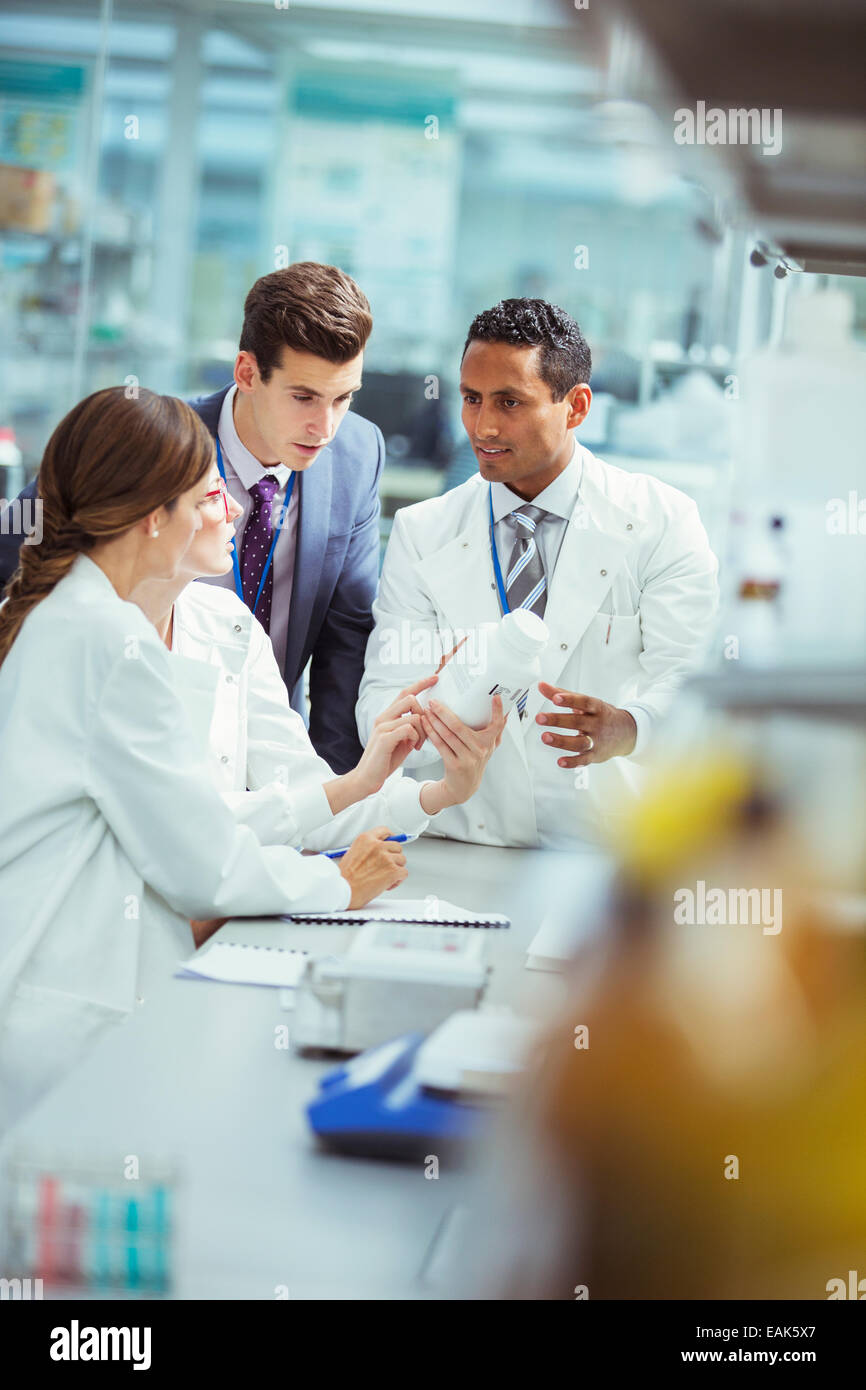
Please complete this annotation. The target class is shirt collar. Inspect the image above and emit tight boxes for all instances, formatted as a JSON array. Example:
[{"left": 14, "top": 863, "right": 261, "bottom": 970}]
[
  {"left": 217, "top": 384, "right": 291, "bottom": 492},
  {"left": 490, "top": 434, "right": 581, "bottom": 525}
]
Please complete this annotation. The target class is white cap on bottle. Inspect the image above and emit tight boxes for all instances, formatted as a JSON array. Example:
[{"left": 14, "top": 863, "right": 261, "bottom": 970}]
[{"left": 500, "top": 608, "right": 549, "bottom": 655}]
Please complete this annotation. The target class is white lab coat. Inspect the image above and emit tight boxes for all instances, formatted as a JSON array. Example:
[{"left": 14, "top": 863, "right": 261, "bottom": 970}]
[
  {"left": 170, "top": 580, "right": 435, "bottom": 849},
  {"left": 0, "top": 555, "right": 349, "bottom": 1131},
  {"left": 357, "top": 443, "right": 719, "bottom": 848}
]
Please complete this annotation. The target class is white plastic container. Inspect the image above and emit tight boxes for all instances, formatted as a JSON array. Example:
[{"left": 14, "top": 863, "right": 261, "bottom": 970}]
[{"left": 418, "top": 609, "right": 550, "bottom": 730}]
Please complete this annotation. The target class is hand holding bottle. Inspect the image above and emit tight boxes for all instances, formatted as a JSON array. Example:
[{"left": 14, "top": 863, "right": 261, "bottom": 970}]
[{"left": 418, "top": 696, "right": 507, "bottom": 812}]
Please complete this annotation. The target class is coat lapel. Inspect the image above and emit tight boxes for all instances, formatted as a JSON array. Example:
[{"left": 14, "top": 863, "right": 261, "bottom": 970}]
[
  {"left": 413, "top": 488, "right": 502, "bottom": 635},
  {"left": 285, "top": 449, "right": 333, "bottom": 687},
  {"left": 521, "top": 449, "right": 644, "bottom": 725}
]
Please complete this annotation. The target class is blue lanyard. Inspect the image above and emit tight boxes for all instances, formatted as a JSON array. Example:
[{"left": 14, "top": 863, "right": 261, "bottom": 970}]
[
  {"left": 216, "top": 436, "right": 295, "bottom": 619},
  {"left": 488, "top": 485, "right": 510, "bottom": 614}
]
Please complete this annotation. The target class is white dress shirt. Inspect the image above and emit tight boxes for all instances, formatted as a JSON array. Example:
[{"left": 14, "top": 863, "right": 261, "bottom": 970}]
[
  {"left": 199, "top": 384, "right": 299, "bottom": 675},
  {"left": 490, "top": 436, "right": 581, "bottom": 583}
]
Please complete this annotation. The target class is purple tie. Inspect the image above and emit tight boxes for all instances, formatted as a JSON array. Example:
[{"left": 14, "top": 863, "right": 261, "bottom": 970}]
[{"left": 240, "top": 474, "right": 280, "bottom": 632}]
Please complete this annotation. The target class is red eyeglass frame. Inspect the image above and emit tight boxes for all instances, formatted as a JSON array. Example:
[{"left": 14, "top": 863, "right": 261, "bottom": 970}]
[{"left": 204, "top": 476, "right": 230, "bottom": 521}]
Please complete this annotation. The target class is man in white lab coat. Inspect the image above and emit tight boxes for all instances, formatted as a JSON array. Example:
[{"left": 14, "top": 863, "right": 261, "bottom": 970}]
[{"left": 356, "top": 299, "right": 719, "bottom": 848}]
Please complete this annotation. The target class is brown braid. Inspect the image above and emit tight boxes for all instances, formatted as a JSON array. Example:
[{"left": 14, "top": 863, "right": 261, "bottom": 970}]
[{"left": 0, "top": 387, "right": 213, "bottom": 668}]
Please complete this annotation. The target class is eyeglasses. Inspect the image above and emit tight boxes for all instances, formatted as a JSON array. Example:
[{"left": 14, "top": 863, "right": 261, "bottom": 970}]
[{"left": 203, "top": 476, "right": 230, "bottom": 521}]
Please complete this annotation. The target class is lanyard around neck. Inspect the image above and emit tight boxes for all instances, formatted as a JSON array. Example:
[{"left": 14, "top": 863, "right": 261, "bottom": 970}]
[
  {"left": 488, "top": 485, "right": 511, "bottom": 615},
  {"left": 216, "top": 435, "right": 295, "bottom": 619}
]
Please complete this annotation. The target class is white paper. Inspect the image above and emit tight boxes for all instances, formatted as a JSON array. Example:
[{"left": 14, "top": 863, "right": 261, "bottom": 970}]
[{"left": 176, "top": 942, "right": 308, "bottom": 987}]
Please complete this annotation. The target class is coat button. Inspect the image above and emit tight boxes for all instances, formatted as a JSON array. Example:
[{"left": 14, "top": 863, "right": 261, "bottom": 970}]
[
  {"left": 477, "top": 823, "right": 485, "bottom": 830},
  {"left": 233, "top": 623, "right": 242, "bottom": 633},
  {"left": 600, "top": 569, "right": 607, "bottom": 576},
  {"left": 560, "top": 642, "right": 568, "bottom": 650},
  {"left": 226, "top": 674, "right": 234, "bottom": 684},
  {"left": 136, "top": 996, "right": 144, "bottom": 1006},
  {"left": 462, "top": 542, "right": 469, "bottom": 548},
  {"left": 220, "top": 755, "right": 229, "bottom": 764},
  {"left": 626, "top": 523, "right": 633, "bottom": 531}
]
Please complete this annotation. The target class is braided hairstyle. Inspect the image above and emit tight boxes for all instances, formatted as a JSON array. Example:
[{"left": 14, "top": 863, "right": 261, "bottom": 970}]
[
  {"left": 0, "top": 387, "right": 214, "bottom": 669},
  {"left": 462, "top": 298, "right": 592, "bottom": 402}
]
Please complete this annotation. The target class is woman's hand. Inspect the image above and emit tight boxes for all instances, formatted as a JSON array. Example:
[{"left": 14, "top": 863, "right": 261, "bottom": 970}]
[
  {"left": 338, "top": 826, "right": 409, "bottom": 907},
  {"left": 418, "top": 696, "right": 507, "bottom": 814},
  {"left": 374, "top": 673, "right": 439, "bottom": 727},
  {"left": 352, "top": 712, "right": 424, "bottom": 795},
  {"left": 352, "top": 675, "right": 440, "bottom": 797}
]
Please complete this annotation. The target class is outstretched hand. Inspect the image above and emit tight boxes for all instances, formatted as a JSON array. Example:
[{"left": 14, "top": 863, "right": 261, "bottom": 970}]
[{"left": 535, "top": 682, "right": 637, "bottom": 768}]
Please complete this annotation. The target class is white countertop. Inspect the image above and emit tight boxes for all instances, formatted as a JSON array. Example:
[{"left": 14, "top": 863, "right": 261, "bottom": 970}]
[{"left": 0, "top": 837, "right": 580, "bottom": 1299}]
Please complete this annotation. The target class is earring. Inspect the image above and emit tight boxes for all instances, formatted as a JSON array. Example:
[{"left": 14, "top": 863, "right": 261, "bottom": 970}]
[{"left": 152, "top": 530, "right": 159, "bottom": 538}]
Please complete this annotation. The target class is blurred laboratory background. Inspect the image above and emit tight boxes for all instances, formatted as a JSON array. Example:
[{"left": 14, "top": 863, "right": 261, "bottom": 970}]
[{"left": 2, "top": 0, "right": 862, "bottom": 562}]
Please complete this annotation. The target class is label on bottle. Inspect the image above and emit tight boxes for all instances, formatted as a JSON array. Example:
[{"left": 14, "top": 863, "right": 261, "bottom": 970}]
[{"left": 489, "top": 682, "right": 527, "bottom": 710}]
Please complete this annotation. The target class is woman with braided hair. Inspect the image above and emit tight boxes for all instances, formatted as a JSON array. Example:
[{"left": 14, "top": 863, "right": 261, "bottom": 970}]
[{"left": 0, "top": 387, "right": 407, "bottom": 1131}]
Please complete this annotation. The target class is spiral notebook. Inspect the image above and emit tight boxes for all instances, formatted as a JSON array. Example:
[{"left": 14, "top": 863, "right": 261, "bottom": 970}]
[
  {"left": 282, "top": 896, "right": 510, "bottom": 929},
  {"left": 176, "top": 941, "right": 309, "bottom": 987}
]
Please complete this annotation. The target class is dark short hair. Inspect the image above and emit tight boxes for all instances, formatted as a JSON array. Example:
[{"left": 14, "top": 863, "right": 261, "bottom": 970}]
[
  {"left": 239, "top": 262, "right": 373, "bottom": 381},
  {"left": 462, "top": 298, "right": 592, "bottom": 402}
]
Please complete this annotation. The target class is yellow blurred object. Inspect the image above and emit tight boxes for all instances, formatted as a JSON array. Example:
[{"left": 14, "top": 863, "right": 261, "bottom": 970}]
[{"left": 611, "top": 748, "right": 754, "bottom": 887}]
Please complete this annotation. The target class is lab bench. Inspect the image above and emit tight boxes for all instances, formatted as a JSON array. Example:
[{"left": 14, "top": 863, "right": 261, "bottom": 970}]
[{"left": 0, "top": 837, "right": 568, "bottom": 1299}]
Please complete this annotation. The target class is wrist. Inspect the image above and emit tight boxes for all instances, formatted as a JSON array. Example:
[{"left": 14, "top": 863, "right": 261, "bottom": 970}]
[
  {"left": 337, "top": 861, "right": 360, "bottom": 909},
  {"left": 419, "top": 779, "right": 457, "bottom": 816},
  {"left": 617, "top": 708, "right": 638, "bottom": 756},
  {"left": 324, "top": 770, "right": 366, "bottom": 817}
]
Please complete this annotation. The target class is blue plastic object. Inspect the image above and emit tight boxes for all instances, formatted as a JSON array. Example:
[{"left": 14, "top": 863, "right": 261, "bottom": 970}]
[{"left": 306, "top": 1033, "right": 485, "bottom": 1160}]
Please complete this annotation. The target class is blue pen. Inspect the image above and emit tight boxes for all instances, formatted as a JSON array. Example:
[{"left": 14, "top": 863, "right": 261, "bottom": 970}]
[{"left": 324, "top": 834, "right": 410, "bottom": 860}]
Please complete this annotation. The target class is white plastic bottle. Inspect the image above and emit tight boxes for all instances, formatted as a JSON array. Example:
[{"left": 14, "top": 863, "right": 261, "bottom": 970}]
[{"left": 419, "top": 609, "right": 550, "bottom": 730}]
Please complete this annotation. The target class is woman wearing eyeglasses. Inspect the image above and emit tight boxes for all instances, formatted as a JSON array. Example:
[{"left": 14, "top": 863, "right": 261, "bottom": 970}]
[
  {"left": 0, "top": 388, "right": 410, "bottom": 1130},
  {"left": 131, "top": 465, "right": 506, "bottom": 852}
]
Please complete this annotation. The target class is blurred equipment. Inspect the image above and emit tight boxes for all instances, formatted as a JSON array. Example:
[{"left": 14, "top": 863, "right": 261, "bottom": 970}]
[
  {"left": 354, "top": 370, "right": 454, "bottom": 468},
  {"left": 307, "top": 1010, "right": 536, "bottom": 1160},
  {"left": 734, "top": 288, "right": 866, "bottom": 669},
  {"left": 482, "top": 746, "right": 866, "bottom": 1299},
  {"left": 609, "top": 368, "right": 731, "bottom": 459},
  {"left": 582, "top": 0, "right": 866, "bottom": 275},
  {"left": 2, "top": 1155, "right": 176, "bottom": 1296},
  {"left": 292, "top": 922, "right": 489, "bottom": 1055},
  {"left": 0, "top": 165, "right": 55, "bottom": 233},
  {"left": 525, "top": 854, "right": 614, "bottom": 972}
]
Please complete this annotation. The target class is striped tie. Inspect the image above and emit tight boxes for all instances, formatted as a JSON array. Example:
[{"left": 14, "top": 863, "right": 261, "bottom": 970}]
[{"left": 504, "top": 504, "right": 548, "bottom": 715}]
